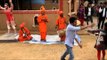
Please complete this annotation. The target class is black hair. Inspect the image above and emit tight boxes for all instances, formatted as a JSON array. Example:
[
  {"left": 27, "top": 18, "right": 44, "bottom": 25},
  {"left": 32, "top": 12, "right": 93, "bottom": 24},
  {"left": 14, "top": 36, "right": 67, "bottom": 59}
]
[
  {"left": 69, "top": 17, "right": 77, "bottom": 23},
  {"left": 100, "top": 2, "right": 103, "bottom": 4},
  {"left": 5, "top": 3, "right": 9, "bottom": 5}
]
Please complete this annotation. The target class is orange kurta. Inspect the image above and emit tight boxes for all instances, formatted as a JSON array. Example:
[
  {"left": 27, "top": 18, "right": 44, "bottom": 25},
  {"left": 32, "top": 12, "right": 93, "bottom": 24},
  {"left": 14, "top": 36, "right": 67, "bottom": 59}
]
[
  {"left": 18, "top": 27, "right": 32, "bottom": 42},
  {"left": 56, "top": 16, "right": 66, "bottom": 30},
  {"left": 37, "top": 14, "right": 48, "bottom": 41},
  {"left": 56, "top": 16, "right": 66, "bottom": 41}
]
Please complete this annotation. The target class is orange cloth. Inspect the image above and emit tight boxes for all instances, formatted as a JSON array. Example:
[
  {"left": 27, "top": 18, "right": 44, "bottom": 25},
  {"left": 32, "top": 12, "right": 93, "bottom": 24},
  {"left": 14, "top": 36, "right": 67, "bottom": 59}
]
[
  {"left": 37, "top": 14, "right": 48, "bottom": 41},
  {"left": 56, "top": 16, "right": 66, "bottom": 30},
  {"left": 18, "top": 27, "right": 32, "bottom": 42},
  {"left": 20, "top": 22, "right": 25, "bottom": 28},
  {"left": 59, "top": 11, "right": 63, "bottom": 15},
  {"left": 56, "top": 13, "right": 66, "bottom": 41}
]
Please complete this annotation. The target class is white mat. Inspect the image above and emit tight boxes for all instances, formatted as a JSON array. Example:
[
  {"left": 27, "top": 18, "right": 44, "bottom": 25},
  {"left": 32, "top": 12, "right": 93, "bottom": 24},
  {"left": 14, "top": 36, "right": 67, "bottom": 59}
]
[
  {"left": 0, "top": 33, "right": 17, "bottom": 40},
  {"left": 15, "top": 34, "right": 79, "bottom": 45}
]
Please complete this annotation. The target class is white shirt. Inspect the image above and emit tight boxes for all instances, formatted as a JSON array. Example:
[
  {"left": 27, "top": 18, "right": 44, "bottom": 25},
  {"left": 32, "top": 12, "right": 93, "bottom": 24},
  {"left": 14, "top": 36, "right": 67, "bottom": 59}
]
[
  {"left": 75, "top": 34, "right": 81, "bottom": 43},
  {"left": 65, "top": 24, "right": 80, "bottom": 47},
  {"left": 103, "top": 8, "right": 106, "bottom": 17},
  {"left": 99, "top": 7, "right": 102, "bottom": 13},
  {"left": 88, "top": 7, "right": 91, "bottom": 16}
]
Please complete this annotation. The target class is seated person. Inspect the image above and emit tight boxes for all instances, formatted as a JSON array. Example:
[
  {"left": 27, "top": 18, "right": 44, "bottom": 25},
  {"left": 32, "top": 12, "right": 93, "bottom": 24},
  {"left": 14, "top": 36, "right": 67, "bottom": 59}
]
[{"left": 18, "top": 23, "right": 32, "bottom": 42}]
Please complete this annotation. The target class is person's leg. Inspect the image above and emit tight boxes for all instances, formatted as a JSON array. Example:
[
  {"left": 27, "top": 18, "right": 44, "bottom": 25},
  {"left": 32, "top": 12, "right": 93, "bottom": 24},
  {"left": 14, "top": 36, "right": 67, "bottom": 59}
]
[
  {"left": 40, "top": 32, "right": 43, "bottom": 41},
  {"left": 11, "top": 21, "right": 16, "bottom": 33},
  {"left": 41, "top": 32, "right": 46, "bottom": 42},
  {"left": 6, "top": 21, "right": 11, "bottom": 34},
  {"left": 101, "top": 18, "right": 105, "bottom": 29},
  {"left": 90, "top": 16, "right": 93, "bottom": 24},
  {"left": 18, "top": 37, "right": 25, "bottom": 42},
  {"left": 97, "top": 50, "right": 101, "bottom": 60},
  {"left": 68, "top": 47, "right": 74, "bottom": 60},
  {"left": 61, "top": 45, "right": 69, "bottom": 60},
  {"left": 79, "top": 19, "right": 84, "bottom": 26},
  {"left": 81, "top": 19, "right": 84, "bottom": 26},
  {"left": 26, "top": 35, "right": 32, "bottom": 41},
  {"left": 65, "top": 45, "right": 74, "bottom": 60},
  {"left": 102, "top": 50, "right": 105, "bottom": 60},
  {"left": 86, "top": 16, "right": 89, "bottom": 25},
  {"left": 98, "top": 18, "right": 102, "bottom": 29}
]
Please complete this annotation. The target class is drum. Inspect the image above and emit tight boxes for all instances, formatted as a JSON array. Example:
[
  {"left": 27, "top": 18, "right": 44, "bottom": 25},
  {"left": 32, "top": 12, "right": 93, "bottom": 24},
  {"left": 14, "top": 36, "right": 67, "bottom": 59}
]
[{"left": 57, "top": 29, "right": 66, "bottom": 37}]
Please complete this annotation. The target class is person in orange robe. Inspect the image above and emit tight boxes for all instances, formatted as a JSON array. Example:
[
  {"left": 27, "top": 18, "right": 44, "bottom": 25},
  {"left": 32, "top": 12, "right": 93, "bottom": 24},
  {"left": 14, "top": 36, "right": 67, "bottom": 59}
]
[
  {"left": 18, "top": 23, "right": 32, "bottom": 42},
  {"left": 56, "top": 11, "right": 66, "bottom": 42},
  {"left": 37, "top": 6, "right": 48, "bottom": 42}
]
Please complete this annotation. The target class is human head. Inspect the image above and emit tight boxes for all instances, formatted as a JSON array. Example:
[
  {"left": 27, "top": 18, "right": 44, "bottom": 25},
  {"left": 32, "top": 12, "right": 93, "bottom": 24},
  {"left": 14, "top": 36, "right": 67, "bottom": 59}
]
[
  {"left": 100, "top": 2, "right": 103, "bottom": 7},
  {"left": 4, "top": 3, "right": 9, "bottom": 9},
  {"left": 40, "top": 5, "right": 45, "bottom": 10},
  {"left": 59, "top": 11, "right": 63, "bottom": 17},
  {"left": 103, "top": 2, "right": 107, "bottom": 7},
  {"left": 41, "top": 10, "right": 45, "bottom": 15},
  {"left": 40, "top": 5, "right": 46, "bottom": 15},
  {"left": 20, "top": 22, "right": 25, "bottom": 29},
  {"left": 80, "top": 3, "right": 84, "bottom": 8},
  {"left": 69, "top": 17, "right": 77, "bottom": 26},
  {"left": 88, "top": 3, "right": 92, "bottom": 7}
]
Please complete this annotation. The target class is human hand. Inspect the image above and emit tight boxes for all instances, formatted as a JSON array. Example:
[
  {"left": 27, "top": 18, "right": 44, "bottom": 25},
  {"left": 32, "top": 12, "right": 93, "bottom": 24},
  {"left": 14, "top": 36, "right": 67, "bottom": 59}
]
[
  {"left": 79, "top": 42, "right": 82, "bottom": 48},
  {"left": 79, "top": 44, "right": 82, "bottom": 48},
  {"left": 42, "top": 18, "right": 47, "bottom": 22}
]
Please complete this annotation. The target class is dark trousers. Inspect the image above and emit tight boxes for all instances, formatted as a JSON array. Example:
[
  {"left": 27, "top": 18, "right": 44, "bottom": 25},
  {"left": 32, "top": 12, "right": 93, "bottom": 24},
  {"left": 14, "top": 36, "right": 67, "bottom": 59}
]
[
  {"left": 86, "top": 16, "right": 93, "bottom": 25},
  {"left": 98, "top": 17, "right": 105, "bottom": 29}
]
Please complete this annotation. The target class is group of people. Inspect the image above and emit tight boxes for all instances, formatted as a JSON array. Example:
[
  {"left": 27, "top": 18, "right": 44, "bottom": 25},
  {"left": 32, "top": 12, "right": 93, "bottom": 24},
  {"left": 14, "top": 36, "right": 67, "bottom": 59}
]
[
  {"left": 77, "top": 2, "right": 107, "bottom": 29},
  {"left": 0, "top": 0, "right": 66, "bottom": 42},
  {"left": 0, "top": 0, "right": 107, "bottom": 60},
  {"left": 0, "top": 0, "right": 32, "bottom": 42}
]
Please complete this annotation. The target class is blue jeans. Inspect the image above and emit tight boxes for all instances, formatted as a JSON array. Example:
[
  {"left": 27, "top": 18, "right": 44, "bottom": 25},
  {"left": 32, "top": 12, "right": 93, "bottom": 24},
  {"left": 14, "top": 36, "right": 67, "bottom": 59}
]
[{"left": 61, "top": 44, "right": 74, "bottom": 60}]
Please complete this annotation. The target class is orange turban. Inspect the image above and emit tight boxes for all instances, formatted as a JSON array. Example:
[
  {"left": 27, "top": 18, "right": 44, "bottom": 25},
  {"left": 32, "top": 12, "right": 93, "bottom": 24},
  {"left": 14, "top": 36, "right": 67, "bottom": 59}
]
[
  {"left": 59, "top": 11, "right": 63, "bottom": 15},
  {"left": 20, "top": 22, "right": 25, "bottom": 28},
  {"left": 40, "top": 5, "right": 46, "bottom": 14},
  {"left": 40, "top": 5, "right": 45, "bottom": 11}
]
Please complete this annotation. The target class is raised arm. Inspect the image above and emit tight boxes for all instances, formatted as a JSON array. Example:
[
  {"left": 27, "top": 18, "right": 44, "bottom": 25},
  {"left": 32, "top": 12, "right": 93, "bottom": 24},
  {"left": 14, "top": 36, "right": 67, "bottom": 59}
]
[
  {"left": 9, "top": 0, "right": 13, "bottom": 10},
  {"left": 0, "top": 5, "right": 5, "bottom": 10}
]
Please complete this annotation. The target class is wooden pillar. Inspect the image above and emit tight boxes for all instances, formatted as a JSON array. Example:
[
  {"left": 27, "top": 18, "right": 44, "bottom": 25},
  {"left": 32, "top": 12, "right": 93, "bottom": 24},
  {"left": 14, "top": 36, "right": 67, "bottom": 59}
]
[
  {"left": 74, "top": 0, "right": 79, "bottom": 14},
  {"left": 68, "top": 0, "right": 71, "bottom": 16},
  {"left": 59, "top": 0, "right": 63, "bottom": 11}
]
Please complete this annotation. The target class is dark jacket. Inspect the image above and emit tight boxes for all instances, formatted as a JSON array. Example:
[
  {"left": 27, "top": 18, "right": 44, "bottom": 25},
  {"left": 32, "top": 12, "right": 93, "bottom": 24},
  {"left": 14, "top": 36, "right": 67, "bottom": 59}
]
[
  {"left": 98, "top": 7, "right": 107, "bottom": 18},
  {"left": 85, "top": 7, "right": 94, "bottom": 17}
]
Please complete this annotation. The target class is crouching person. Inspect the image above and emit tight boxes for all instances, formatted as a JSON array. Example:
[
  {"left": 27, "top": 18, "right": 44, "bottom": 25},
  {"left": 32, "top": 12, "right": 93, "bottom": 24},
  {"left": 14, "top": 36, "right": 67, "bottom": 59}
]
[{"left": 18, "top": 23, "right": 32, "bottom": 42}]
